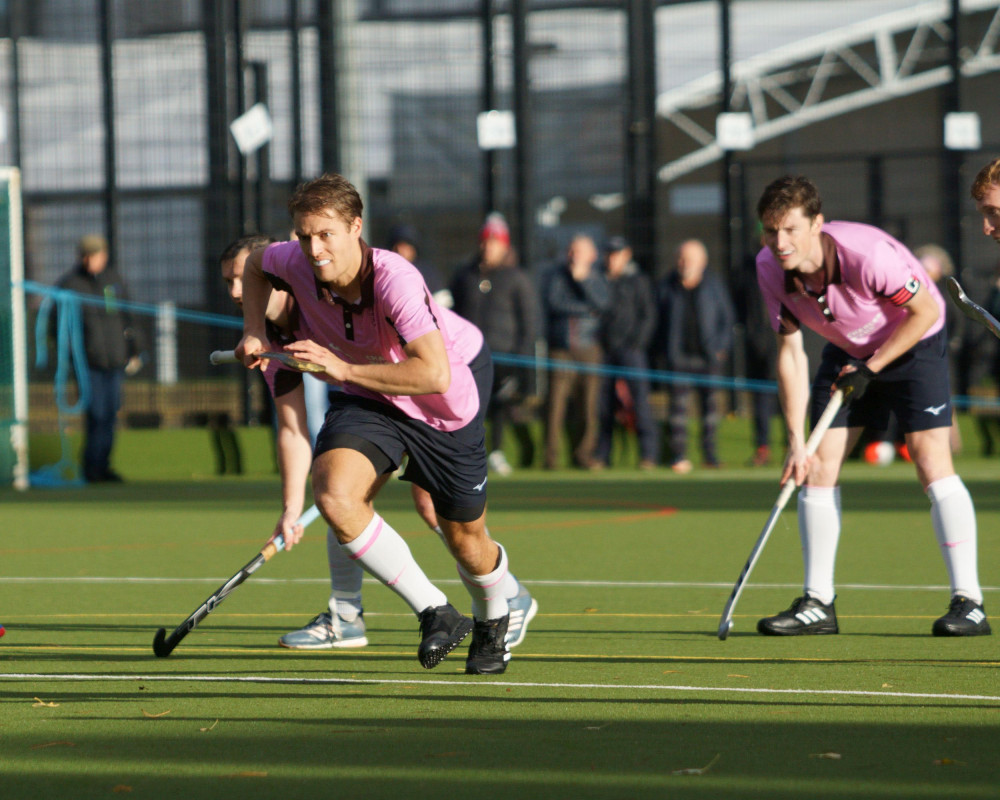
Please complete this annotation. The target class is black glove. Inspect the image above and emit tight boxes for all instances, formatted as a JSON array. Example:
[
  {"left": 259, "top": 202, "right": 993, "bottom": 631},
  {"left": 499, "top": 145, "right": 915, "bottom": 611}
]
[{"left": 833, "top": 360, "right": 876, "bottom": 404}]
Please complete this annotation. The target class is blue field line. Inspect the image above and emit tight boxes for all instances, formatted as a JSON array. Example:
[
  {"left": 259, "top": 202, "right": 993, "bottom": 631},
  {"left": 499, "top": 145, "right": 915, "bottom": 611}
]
[{"left": 20, "top": 280, "right": 1000, "bottom": 409}]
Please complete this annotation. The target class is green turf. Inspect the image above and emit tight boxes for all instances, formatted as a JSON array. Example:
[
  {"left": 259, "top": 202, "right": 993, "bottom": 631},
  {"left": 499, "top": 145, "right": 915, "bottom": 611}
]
[{"left": 2, "top": 417, "right": 999, "bottom": 799}]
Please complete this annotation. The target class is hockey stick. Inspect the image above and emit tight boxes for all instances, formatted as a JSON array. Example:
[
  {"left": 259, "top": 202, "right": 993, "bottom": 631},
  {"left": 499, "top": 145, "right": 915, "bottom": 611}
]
[
  {"left": 717, "top": 389, "right": 844, "bottom": 640},
  {"left": 946, "top": 277, "right": 1000, "bottom": 340},
  {"left": 152, "top": 505, "right": 322, "bottom": 657},
  {"left": 209, "top": 348, "right": 326, "bottom": 373}
]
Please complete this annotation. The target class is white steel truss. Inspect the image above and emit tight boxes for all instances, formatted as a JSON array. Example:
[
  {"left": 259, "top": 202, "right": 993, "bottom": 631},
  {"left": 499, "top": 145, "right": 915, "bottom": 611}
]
[{"left": 656, "top": 0, "right": 1000, "bottom": 184}]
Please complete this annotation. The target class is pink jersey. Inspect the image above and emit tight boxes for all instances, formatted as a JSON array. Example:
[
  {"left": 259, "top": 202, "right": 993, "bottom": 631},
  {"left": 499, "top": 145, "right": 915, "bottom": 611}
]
[
  {"left": 262, "top": 239, "right": 485, "bottom": 431},
  {"left": 756, "top": 221, "right": 945, "bottom": 359}
]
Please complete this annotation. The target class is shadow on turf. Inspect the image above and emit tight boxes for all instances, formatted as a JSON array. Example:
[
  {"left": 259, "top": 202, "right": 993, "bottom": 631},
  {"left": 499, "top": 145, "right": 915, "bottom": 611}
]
[{"left": 15, "top": 474, "right": 1000, "bottom": 514}]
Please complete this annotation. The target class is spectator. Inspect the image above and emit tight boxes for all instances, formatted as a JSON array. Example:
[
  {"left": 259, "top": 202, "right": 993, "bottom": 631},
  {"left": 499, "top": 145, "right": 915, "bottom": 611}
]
[
  {"left": 450, "top": 213, "right": 537, "bottom": 475},
  {"left": 655, "top": 239, "right": 735, "bottom": 473},
  {"left": 387, "top": 223, "right": 453, "bottom": 309},
  {"left": 542, "top": 233, "right": 610, "bottom": 469},
  {"left": 57, "top": 235, "right": 143, "bottom": 483},
  {"left": 592, "top": 236, "right": 659, "bottom": 470}
]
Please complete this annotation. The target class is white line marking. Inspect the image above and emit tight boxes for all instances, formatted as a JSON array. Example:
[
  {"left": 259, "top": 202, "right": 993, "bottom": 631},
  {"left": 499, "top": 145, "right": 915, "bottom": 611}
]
[
  {"left": 1, "top": 673, "right": 998, "bottom": 702},
  {"left": 1, "top": 576, "right": 998, "bottom": 592}
]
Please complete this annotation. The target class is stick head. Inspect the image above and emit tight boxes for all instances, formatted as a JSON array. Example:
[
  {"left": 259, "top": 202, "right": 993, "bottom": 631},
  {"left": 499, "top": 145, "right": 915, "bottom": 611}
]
[
  {"left": 152, "top": 627, "right": 173, "bottom": 658},
  {"left": 946, "top": 276, "right": 967, "bottom": 305},
  {"left": 260, "top": 352, "right": 326, "bottom": 373},
  {"left": 717, "top": 619, "right": 733, "bottom": 641}
]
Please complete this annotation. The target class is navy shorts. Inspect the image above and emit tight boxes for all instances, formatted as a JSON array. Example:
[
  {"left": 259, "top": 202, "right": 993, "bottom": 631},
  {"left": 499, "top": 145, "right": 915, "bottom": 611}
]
[
  {"left": 314, "top": 344, "right": 493, "bottom": 523},
  {"left": 811, "top": 328, "right": 952, "bottom": 434}
]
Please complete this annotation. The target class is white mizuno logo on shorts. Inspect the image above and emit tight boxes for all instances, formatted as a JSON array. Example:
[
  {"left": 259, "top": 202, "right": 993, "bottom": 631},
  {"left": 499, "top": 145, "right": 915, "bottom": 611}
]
[
  {"left": 924, "top": 404, "right": 947, "bottom": 416},
  {"left": 472, "top": 477, "right": 488, "bottom": 492},
  {"left": 795, "top": 608, "right": 828, "bottom": 625}
]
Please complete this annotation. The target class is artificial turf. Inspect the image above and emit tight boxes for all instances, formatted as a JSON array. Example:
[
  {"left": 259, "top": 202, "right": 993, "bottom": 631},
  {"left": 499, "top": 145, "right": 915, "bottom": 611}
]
[{"left": 1, "top": 421, "right": 999, "bottom": 799}]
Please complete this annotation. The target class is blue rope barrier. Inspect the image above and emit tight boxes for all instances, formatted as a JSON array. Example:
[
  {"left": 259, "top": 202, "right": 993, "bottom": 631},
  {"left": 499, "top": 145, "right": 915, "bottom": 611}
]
[{"left": 21, "top": 281, "right": 1000, "bottom": 412}]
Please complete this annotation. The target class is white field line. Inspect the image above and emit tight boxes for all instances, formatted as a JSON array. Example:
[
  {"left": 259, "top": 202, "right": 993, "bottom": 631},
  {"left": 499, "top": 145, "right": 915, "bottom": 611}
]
[
  {"left": 0, "top": 575, "right": 1000, "bottom": 592},
  {"left": 2, "top": 576, "right": 998, "bottom": 592},
  {"left": 2, "top": 672, "right": 1000, "bottom": 703}
]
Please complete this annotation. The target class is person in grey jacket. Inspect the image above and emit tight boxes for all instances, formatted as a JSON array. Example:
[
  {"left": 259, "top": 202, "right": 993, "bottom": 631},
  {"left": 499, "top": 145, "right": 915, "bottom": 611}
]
[
  {"left": 655, "top": 239, "right": 735, "bottom": 472},
  {"left": 56, "top": 235, "right": 143, "bottom": 482},
  {"left": 541, "top": 233, "right": 610, "bottom": 469}
]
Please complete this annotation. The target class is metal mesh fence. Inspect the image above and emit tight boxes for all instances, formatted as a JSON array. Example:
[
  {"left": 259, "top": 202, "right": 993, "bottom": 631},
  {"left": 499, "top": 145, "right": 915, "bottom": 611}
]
[{"left": 3, "top": 0, "right": 999, "bottom": 438}]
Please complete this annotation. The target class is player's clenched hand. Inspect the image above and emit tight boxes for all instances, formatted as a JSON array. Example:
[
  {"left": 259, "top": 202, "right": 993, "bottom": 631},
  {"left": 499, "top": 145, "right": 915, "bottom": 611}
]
[
  {"left": 236, "top": 334, "right": 267, "bottom": 370},
  {"left": 272, "top": 508, "right": 306, "bottom": 551},
  {"left": 832, "top": 360, "right": 876, "bottom": 405},
  {"left": 780, "top": 440, "right": 812, "bottom": 487}
]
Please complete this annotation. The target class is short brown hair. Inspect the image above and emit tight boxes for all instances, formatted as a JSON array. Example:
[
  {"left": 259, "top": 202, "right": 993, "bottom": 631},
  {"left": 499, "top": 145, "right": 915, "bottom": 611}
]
[
  {"left": 757, "top": 175, "right": 822, "bottom": 226},
  {"left": 288, "top": 173, "right": 363, "bottom": 224},
  {"left": 970, "top": 158, "right": 1000, "bottom": 202}
]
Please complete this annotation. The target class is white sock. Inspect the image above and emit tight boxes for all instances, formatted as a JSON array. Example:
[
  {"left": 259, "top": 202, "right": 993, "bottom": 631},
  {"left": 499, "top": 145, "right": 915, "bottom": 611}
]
[
  {"left": 341, "top": 513, "right": 447, "bottom": 615},
  {"left": 456, "top": 543, "right": 510, "bottom": 621},
  {"left": 927, "top": 475, "right": 982, "bottom": 604},
  {"left": 437, "top": 524, "right": 522, "bottom": 603},
  {"left": 798, "top": 485, "right": 840, "bottom": 606},
  {"left": 326, "top": 527, "right": 364, "bottom": 622}
]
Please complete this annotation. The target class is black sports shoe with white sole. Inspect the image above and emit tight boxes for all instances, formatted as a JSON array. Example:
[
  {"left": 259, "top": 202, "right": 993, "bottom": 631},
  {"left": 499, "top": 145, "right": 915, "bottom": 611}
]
[
  {"left": 757, "top": 595, "right": 838, "bottom": 636},
  {"left": 932, "top": 595, "right": 991, "bottom": 637},
  {"left": 465, "top": 615, "right": 511, "bottom": 675},
  {"left": 417, "top": 604, "right": 473, "bottom": 668}
]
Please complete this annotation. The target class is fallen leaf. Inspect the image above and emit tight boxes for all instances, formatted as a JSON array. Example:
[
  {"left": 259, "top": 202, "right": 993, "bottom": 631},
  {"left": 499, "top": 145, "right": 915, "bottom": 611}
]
[
  {"left": 662, "top": 670, "right": 680, "bottom": 674},
  {"left": 112, "top": 786, "right": 133, "bottom": 794},
  {"left": 810, "top": 752, "right": 842, "bottom": 760},
  {"left": 881, "top": 683, "right": 893, "bottom": 688},
  {"left": 141, "top": 709, "right": 171, "bottom": 718},
  {"left": 199, "top": 720, "right": 219, "bottom": 732},
  {"left": 672, "top": 754, "right": 720, "bottom": 776},
  {"left": 933, "top": 758, "right": 966, "bottom": 766},
  {"left": 584, "top": 608, "right": 598, "bottom": 613},
  {"left": 30, "top": 741, "right": 75, "bottom": 750},
  {"left": 727, "top": 674, "right": 750, "bottom": 678},
  {"left": 32, "top": 698, "right": 59, "bottom": 708}
]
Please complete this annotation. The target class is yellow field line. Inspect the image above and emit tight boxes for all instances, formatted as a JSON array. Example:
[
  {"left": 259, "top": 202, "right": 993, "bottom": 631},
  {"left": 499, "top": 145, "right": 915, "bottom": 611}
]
[{"left": 1, "top": 644, "right": 995, "bottom": 666}]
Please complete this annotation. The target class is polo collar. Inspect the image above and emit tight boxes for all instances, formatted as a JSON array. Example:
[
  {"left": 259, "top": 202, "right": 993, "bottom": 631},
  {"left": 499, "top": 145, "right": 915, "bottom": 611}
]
[
  {"left": 314, "top": 239, "right": 375, "bottom": 313},
  {"left": 783, "top": 232, "right": 841, "bottom": 296}
]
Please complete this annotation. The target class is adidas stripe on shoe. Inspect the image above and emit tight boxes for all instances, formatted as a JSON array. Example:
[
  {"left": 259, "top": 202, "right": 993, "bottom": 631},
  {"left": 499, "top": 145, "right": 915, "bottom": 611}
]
[
  {"left": 932, "top": 595, "right": 991, "bottom": 637},
  {"left": 757, "top": 595, "right": 838, "bottom": 636}
]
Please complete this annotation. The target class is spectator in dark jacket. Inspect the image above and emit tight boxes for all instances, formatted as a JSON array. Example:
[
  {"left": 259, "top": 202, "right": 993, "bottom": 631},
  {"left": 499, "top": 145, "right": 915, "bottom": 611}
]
[
  {"left": 387, "top": 223, "right": 452, "bottom": 309},
  {"left": 542, "top": 233, "right": 610, "bottom": 469},
  {"left": 56, "top": 235, "right": 143, "bottom": 482},
  {"left": 450, "top": 213, "right": 537, "bottom": 474},
  {"left": 592, "top": 236, "right": 659, "bottom": 469},
  {"left": 655, "top": 239, "right": 735, "bottom": 472}
]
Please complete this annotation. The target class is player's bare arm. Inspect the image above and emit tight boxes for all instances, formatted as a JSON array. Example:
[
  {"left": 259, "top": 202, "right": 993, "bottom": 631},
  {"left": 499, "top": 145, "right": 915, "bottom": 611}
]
[
  {"left": 272, "top": 384, "right": 313, "bottom": 550},
  {"left": 862, "top": 283, "right": 940, "bottom": 374},
  {"left": 286, "top": 329, "right": 452, "bottom": 396},
  {"left": 775, "top": 328, "right": 812, "bottom": 486},
  {"left": 236, "top": 246, "right": 274, "bottom": 366}
]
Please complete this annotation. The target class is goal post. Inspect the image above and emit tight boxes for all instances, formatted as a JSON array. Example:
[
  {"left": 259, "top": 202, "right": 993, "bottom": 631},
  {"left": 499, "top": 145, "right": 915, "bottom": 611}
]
[{"left": 0, "top": 167, "right": 28, "bottom": 489}]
